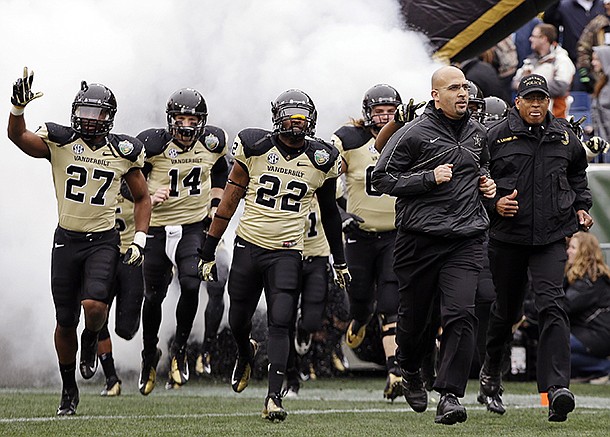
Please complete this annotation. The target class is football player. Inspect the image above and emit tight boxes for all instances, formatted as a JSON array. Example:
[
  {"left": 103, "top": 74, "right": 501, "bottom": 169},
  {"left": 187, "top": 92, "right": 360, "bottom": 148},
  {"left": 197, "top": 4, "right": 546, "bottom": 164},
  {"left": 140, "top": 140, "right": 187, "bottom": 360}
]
[
  {"left": 7, "top": 68, "right": 151, "bottom": 416},
  {"left": 198, "top": 89, "right": 350, "bottom": 422},
  {"left": 332, "top": 84, "right": 404, "bottom": 401},
  {"left": 136, "top": 88, "right": 229, "bottom": 394}
]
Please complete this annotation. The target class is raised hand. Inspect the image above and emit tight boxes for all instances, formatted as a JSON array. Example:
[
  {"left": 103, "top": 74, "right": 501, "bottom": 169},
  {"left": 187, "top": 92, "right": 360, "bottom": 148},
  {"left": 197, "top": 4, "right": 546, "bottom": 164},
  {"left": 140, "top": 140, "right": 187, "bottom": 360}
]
[{"left": 11, "top": 67, "right": 44, "bottom": 108}]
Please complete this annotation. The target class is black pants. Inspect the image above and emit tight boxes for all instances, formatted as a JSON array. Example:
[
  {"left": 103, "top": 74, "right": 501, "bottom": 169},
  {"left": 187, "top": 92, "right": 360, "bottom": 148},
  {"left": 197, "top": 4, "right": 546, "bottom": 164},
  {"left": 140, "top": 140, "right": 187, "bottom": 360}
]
[
  {"left": 394, "top": 230, "right": 484, "bottom": 397},
  {"left": 485, "top": 238, "right": 570, "bottom": 392}
]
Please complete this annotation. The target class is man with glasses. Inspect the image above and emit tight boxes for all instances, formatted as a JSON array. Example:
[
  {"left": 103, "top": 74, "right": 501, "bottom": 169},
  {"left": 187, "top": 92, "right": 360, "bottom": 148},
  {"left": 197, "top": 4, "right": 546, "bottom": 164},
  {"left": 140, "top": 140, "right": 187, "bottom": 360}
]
[
  {"left": 372, "top": 66, "right": 496, "bottom": 425},
  {"left": 479, "top": 74, "right": 593, "bottom": 422}
]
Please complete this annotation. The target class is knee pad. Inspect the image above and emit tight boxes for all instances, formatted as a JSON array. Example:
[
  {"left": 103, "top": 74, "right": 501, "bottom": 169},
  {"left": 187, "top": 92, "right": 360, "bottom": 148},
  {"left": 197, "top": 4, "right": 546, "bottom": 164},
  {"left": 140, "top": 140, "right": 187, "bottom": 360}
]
[{"left": 379, "top": 313, "right": 398, "bottom": 338}]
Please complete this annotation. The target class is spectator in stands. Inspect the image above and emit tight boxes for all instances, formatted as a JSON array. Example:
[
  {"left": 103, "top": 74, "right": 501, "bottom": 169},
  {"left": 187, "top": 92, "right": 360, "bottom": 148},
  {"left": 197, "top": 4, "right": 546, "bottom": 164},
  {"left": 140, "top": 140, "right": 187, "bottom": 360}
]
[
  {"left": 514, "top": 17, "right": 542, "bottom": 68},
  {"left": 512, "top": 23, "right": 575, "bottom": 118},
  {"left": 564, "top": 232, "right": 610, "bottom": 383},
  {"left": 576, "top": 0, "right": 610, "bottom": 93}
]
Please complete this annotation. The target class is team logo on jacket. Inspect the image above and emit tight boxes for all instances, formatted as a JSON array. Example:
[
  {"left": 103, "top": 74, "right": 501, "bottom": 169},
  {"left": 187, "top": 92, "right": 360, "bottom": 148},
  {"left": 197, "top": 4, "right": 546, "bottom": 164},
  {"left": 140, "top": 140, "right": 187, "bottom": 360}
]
[
  {"left": 314, "top": 149, "right": 330, "bottom": 165},
  {"left": 204, "top": 134, "right": 220, "bottom": 151},
  {"left": 118, "top": 140, "right": 134, "bottom": 155},
  {"left": 72, "top": 144, "right": 84, "bottom": 154},
  {"left": 168, "top": 148, "right": 179, "bottom": 159},
  {"left": 561, "top": 130, "right": 569, "bottom": 145},
  {"left": 267, "top": 152, "right": 280, "bottom": 164},
  {"left": 473, "top": 134, "right": 483, "bottom": 148}
]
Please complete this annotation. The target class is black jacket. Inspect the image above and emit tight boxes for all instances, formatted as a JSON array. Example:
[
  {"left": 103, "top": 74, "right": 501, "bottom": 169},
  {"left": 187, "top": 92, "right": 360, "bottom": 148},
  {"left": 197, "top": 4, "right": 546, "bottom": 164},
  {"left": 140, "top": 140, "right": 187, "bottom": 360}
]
[
  {"left": 372, "top": 101, "right": 490, "bottom": 238},
  {"left": 487, "top": 107, "right": 592, "bottom": 245},
  {"left": 564, "top": 275, "right": 610, "bottom": 357}
]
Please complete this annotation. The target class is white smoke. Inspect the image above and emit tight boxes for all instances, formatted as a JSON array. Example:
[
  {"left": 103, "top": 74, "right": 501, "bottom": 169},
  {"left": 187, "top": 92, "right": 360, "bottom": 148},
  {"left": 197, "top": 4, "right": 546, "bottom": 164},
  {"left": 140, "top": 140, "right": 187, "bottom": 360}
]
[{"left": 0, "top": 0, "right": 440, "bottom": 386}]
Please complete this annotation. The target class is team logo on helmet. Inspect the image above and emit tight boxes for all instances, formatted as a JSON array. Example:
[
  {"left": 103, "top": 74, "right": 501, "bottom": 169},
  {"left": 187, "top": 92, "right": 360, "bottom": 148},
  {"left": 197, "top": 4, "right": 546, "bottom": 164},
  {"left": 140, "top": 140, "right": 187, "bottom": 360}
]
[
  {"left": 72, "top": 144, "right": 85, "bottom": 154},
  {"left": 168, "top": 148, "right": 179, "bottom": 159},
  {"left": 314, "top": 149, "right": 330, "bottom": 165},
  {"left": 118, "top": 140, "right": 134, "bottom": 155},
  {"left": 204, "top": 134, "right": 220, "bottom": 151},
  {"left": 267, "top": 152, "right": 280, "bottom": 164}
]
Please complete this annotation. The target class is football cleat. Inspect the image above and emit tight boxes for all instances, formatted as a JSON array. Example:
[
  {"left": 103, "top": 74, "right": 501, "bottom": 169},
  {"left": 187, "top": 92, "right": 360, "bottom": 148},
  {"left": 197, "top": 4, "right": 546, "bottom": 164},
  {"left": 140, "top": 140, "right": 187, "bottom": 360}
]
[
  {"left": 345, "top": 319, "right": 366, "bottom": 349},
  {"left": 383, "top": 370, "right": 403, "bottom": 402},
  {"left": 195, "top": 351, "right": 212, "bottom": 376},
  {"left": 331, "top": 350, "right": 349, "bottom": 373},
  {"left": 479, "top": 363, "right": 502, "bottom": 397},
  {"left": 435, "top": 392, "right": 467, "bottom": 425},
  {"left": 57, "top": 386, "right": 79, "bottom": 416},
  {"left": 284, "top": 385, "right": 299, "bottom": 399},
  {"left": 231, "top": 339, "right": 258, "bottom": 393},
  {"left": 170, "top": 344, "right": 189, "bottom": 386},
  {"left": 477, "top": 387, "right": 506, "bottom": 415},
  {"left": 294, "top": 317, "right": 312, "bottom": 356},
  {"left": 139, "top": 348, "right": 162, "bottom": 396},
  {"left": 262, "top": 393, "right": 287, "bottom": 422},
  {"left": 547, "top": 387, "right": 575, "bottom": 422},
  {"left": 402, "top": 369, "right": 428, "bottom": 413},
  {"left": 79, "top": 331, "right": 99, "bottom": 380},
  {"left": 100, "top": 376, "right": 122, "bottom": 397},
  {"left": 165, "top": 375, "right": 182, "bottom": 390}
]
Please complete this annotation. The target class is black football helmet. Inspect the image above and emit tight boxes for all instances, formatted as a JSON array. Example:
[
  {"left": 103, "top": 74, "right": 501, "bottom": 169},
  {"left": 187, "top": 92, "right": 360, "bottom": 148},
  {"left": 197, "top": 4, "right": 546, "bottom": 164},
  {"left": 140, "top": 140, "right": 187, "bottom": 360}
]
[
  {"left": 71, "top": 81, "right": 117, "bottom": 138},
  {"left": 166, "top": 88, "right": 208, "bottom": 142},
  {"left": 362, "top": 84, "right": 402, "bottom": 127},
  {"left": 271, "top": 89, "right": 317, "bottom": 137},
  {"left": 467, "top": 81, "right": 486, "bottom": 122},
  {"left": 483, "top": 96, "right": 508, "bottom": 125}
]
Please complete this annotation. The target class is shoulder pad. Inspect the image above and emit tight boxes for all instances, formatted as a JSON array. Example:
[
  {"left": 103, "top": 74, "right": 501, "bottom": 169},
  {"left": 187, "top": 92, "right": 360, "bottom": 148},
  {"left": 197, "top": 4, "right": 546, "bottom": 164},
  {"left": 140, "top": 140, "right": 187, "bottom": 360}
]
[
  {"left": 199, "top": 125, "right": 227, "bottom": 154},
  {"left": 137, "top": 128, "right": 171, "bottom": 158},
  {"left": 304, "top": 139, "right": 340, "bottom": 173},
  {"left": 238, "top": 128, "right": 274, "bottom": 157},
  {"left": 108, "top": 134, "right": 145, "bottom": 163},
  {"left": 45, "top": 122, "right": 77, "bottom": 146},
  {"left": 333, "top": 125, "right": 373, "bottom": 151}
]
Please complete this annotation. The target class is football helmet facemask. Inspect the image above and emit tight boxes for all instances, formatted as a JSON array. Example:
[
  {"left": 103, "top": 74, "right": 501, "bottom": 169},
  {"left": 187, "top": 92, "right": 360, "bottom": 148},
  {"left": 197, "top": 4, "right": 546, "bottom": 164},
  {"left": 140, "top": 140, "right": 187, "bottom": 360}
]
[
  {"left": 271, "top": 89, "right": 317, "bottom": 138},
  {"left": 362, "top": 84, "right": 402, "bottom": 128},
  {"left": 166, "top": 88, "right": 208, "bottom": 144},
  {"left": 467, "top": 81, "right": 486, "bottom": 122},
  {"left": 71, "top": 81, "right": 117, "bottom": 138}
]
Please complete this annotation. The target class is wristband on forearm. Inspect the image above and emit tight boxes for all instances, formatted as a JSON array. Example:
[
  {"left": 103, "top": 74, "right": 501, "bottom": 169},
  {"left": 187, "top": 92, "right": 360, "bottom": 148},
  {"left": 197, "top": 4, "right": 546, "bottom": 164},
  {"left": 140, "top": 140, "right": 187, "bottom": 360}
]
[
  {"left": 133, "top": 231, "right": 147, "bottom": 248},
  {"left": 201, "top": 234, "right": 220, "bottom": 260},
  {"left": 10, "top": 106, "right": 24, "bottom": 116}
]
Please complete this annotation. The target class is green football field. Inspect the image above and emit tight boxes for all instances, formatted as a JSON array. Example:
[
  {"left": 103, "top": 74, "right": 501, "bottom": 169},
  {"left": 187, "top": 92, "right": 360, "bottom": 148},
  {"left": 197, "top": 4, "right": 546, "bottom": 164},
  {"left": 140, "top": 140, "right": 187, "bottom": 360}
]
[{"left": 1, "top": 376, "right": 609, "bottom": 436}]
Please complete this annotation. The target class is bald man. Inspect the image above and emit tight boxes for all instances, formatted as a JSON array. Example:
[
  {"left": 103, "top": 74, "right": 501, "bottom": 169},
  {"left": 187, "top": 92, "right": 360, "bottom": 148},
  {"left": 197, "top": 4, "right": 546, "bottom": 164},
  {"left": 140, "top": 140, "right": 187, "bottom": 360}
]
[{"left": 372, "top": 66, "right": 496, "bottom": 425}]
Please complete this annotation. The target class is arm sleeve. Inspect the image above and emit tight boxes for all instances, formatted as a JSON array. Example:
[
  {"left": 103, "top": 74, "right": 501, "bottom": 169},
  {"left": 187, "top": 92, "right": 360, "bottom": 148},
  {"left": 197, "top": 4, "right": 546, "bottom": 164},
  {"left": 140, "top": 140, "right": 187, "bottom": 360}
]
[
  {"left": 316, "top": 178, "right": 346, "bottom": 265},
  {"left": 210, "top": 155, "right": 229, "bottom": 188}
]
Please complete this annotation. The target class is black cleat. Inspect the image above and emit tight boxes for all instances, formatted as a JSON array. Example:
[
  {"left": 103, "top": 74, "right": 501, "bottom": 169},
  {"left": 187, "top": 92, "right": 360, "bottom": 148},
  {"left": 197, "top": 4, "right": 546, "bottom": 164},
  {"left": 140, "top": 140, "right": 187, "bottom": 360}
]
[
  {"left": 139, "top": 348, "right": 162, "bottom": 396},
  {"left": 435, "top": 392, "right": 467, "bottom": 425},
  {"left": 548, "top": 387, "right": 575, "bottom": 422},
  {"left": 170, "top": 344, "right": 189, "bottom": 386},
  {"left": 402, "top": 369, "right": 428, "bottom": 412},
  {"left": 231, "top": 339, "right": 258, "bottom": 393},
  {"left": 57, "top": 386, "right": 79, "bottom": 416},
  {"left": 195, "top": 351, "right": 212, "bottom": 376},
  {"left": 479, "top": 364, "right": 502, "bottom": 397},
  {"left": 262, "top": 393, "right": 287, "bottom": 422},
  {"left": 79, "top": 331, "right": 98, "bottom": 380},
  {"left": 294, "top": 317, "right": 312, "bottom": 356},
  {"left": 477, "top": 387, "right": 506, "bottom": 415},
  {"left": 100, "top": 375, "right": 122, "bottom": 397},
  {"left": 383, "top": 369, "right": 403, "bottom": 402}
]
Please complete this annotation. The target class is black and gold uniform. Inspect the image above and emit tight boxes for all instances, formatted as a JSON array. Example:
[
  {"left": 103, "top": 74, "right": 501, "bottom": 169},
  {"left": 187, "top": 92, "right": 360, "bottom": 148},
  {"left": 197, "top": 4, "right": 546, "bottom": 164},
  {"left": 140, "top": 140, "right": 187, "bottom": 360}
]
[
  {"left": 137, "top": 124, "right": 228, "bottom": 388},
  {"left": 39, "top": 123, "right": 145, "bottom": 325}
]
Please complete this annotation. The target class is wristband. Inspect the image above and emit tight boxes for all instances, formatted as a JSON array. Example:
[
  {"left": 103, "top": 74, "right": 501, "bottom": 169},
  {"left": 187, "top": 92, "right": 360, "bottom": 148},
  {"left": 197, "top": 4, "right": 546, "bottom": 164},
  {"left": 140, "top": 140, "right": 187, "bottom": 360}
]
[
  {"left": 10, "top": 106, "right": 24, "bottom": 116},
  {"left": 210, "top": 198, "right": 221, "bottom": 208},
  {"left": 133, "top": 231, "right": 147, "bottom": 248}
]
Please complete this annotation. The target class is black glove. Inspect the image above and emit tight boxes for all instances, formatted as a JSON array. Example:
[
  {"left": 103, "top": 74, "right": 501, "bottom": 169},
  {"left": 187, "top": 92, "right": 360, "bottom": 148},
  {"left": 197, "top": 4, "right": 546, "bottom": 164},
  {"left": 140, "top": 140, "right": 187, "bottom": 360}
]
[
  {"left": 585, "top": 136, "right": 610, "bottom": 154},
  {"left": 11, "top": 66, "right": 43, "bottom": 108},
  {"left": 123, "top": 243, "right": 144, "bottom": 267},
  {"left": 333, "top": 263, "right": 351, "bottom": 291},
  {"left": 395, "top": 98, "right": 426, "bottom": 125},
  {"left": 339, "top": 209, "right": 364, "bottom": 235},
  {"left": 567, "top": 115, "right": 586, "bottom": 140},
  {"left": 578, "top": 67, "right": 595, "bottom": 94}
]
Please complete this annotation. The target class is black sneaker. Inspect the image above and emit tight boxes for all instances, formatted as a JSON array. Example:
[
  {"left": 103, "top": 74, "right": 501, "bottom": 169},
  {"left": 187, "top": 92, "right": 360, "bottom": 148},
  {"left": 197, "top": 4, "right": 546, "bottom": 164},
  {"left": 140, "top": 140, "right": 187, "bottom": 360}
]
[
  {"left": 435, "top": 392, "right": 467, "bottom": 425},
  {"left": 231, "top": 339, "right": 258, "bottom": 393},
  {"left": 139, "top": 348, "right": 162, "bottom": 396},
  {"left": 402, "top": 369, "right": 428, "bottom": 412},
  {"left": 170, "top": 344, "right": 189, "bottom": 386},
  {"left": 57, "top": 386, "right": 79, "bottom": 416},
  {"left": 548, "top": 387, "right": 575, "bottom": 422},
  {"left": 383, "top": 369, "right": 403, "bottom": 402},
  {"left": 479, "top": 364, "right": 502, "bottom": 397},
  {"left": 79, "top": 331, "right": 98, "bottom": 380},
  {"left": 262, "top": 393, "right": 287, "bottom": 422},
  {"left": 477, "top": 387, "right": 506, "bottom": 415}
]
